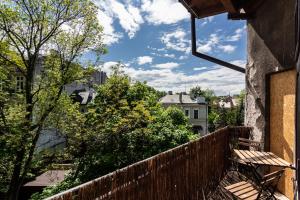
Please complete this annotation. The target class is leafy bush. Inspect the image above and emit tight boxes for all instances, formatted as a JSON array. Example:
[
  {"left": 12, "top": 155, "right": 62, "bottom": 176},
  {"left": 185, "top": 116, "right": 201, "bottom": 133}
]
[{"left": 32, "top": 66, "right": 195, "bottom": 199}]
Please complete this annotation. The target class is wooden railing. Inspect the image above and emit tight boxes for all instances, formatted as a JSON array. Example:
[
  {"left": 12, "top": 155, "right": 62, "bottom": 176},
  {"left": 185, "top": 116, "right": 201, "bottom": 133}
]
[{"left": 46, "top": 126, "right": 252, "bottom": 200}]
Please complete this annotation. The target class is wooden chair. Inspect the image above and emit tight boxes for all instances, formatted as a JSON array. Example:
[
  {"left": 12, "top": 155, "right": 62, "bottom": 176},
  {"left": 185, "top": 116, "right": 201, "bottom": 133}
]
[
  {"left": 229, "top": 138, "right": 263, "bottom": 180},
  {"left": 237, "top": 138, "right": 262, "bottom": 151},
  {"left": 234, "top": 138, "right": 262, "bottom": 165},
  {"left": 224, "top": 169, "right": 284, "bottom": 200}
]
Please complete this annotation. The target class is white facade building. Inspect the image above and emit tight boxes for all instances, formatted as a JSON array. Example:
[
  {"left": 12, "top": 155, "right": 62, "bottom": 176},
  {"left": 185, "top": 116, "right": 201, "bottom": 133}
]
[{"left": 160, "top": 92, "right": 208, "bottom": 136}]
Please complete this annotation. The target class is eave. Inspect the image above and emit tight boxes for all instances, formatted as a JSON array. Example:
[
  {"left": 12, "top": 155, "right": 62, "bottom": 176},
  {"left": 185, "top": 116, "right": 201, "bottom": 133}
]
[{"left": 179, "top": 0, "right": 265, "bottom": 20}]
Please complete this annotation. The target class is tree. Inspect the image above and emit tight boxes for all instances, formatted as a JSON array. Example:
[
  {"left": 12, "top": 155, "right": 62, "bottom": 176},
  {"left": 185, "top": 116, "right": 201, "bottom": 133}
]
[
  {"left": 31, "top": 66, "right": 195, "bottom": 199},
  {"left": 236, "top": 90, "right": 245, "bottom": 125},
  {"left": 190, "top": 86, "right": 204, "bottom": 99},
  {"left": 210, "top": 91, "right": 245, "bottom": 131},
  {"left": 0, "top": 1, "right": 105, "bottom": 199},
  {"left": 72, "top": 66, "right": 194, "bottom": 181}
]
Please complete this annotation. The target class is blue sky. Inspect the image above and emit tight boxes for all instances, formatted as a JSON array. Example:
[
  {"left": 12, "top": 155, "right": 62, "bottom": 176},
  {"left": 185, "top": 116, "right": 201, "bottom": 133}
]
[{"left": 88, "top": 0, "right": 247, "bottom": 95}]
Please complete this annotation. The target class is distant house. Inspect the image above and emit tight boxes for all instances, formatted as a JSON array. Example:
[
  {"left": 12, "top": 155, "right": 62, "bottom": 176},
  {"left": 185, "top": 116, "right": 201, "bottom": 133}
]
[
  {"left": 217, "top": 95, "right": 240, "bottom": 109},
  {"left": 64, "top": 70, "right": 107, "bottom": 95},
  {"left": 9, "top": 57, "right": 108, "bottom": 151},
  {"left": 160, "top": 91, "right": 208, "bottom": 136},
  {"left": 70, "top": 89, "right": 96, "bottom": 113}
]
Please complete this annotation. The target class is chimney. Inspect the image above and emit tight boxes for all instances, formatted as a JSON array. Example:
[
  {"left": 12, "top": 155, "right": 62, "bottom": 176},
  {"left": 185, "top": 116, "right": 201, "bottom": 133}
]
[
  {"left": 168, "top": 91, "right": 173, "bottom": 95},
  {"left": 179, "top": 92, "right": 183, "bottom": 104}
]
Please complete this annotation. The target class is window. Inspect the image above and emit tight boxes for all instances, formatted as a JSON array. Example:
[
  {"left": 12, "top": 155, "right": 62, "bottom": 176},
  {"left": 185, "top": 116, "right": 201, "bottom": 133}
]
[
  {"left": 192, "top": 126, "right": 203, "bottom": 135},
  {"left": 194, "top": 109, "right": 199, "bottom": 119},
  {"left": 185, "top": 110, "right": 189, "bottom": 117},
  {"left": 16, "top": 76, "right": 25, "bottom": 92},
  {"left": 80, "top": 107, "right": 86, "bottom": 113}
]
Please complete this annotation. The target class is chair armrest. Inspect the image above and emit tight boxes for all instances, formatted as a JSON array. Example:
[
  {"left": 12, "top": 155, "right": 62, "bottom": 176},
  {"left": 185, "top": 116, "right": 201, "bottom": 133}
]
[
  {"left": 238, "top": 138, "right": 262, "bottom": 144},
  {"left": 262, "top": 169, "right": 285, "bottom": 180},
  {"left": 260, "top": 169, "right": 285, "bottom": 186},
  {"left": 238, "top": 138, "right": 262, "bottom": 150}
]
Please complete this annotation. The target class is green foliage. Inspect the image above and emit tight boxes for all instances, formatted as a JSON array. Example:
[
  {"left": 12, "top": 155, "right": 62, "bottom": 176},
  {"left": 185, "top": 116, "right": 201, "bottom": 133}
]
[
  {"left": 76, "top": 66, "right": 194, "bottom": 181},
  {"left": 163, "top": 106, "right": 188, "bottom": 126},
  {"left": 190, "top": 86, "right": 204, "bottom": 99},
  {"left": 0, "top": 0, "right": 105, "bottom": 199},
  {"left": 208, "top": 90, "right": 245, "bottom": 132},
  {"left": 32, "top": 66, "right": 195, "bottom": 199}
]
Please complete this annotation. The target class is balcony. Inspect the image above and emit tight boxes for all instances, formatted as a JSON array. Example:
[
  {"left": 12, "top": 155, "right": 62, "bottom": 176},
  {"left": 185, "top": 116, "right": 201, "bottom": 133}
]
[{"left": 46, "top": 126, "right": 253, "bottom": 200}]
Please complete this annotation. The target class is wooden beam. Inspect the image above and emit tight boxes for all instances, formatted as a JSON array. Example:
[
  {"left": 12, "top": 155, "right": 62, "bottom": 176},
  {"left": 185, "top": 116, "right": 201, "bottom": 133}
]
[
  {"left": 192, "top": 4, "right": 226, "bottom": 19},
  {"left": 242, "top": 0, "right": 265, "bottom": 14},
  {"left": 228, "top": 13, "right": 253, "bottom": 20},
  {"left": 220, "top": 0, "right": 238, "bottom": 13}
]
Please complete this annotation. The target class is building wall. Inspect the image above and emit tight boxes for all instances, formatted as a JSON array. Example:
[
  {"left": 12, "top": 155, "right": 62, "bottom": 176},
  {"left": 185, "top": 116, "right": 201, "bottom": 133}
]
[
  {"left": 163, "top": 103, "right": 208, "bottom": 135},
  {"left": 246, "top": 0, "right": 296, "bottom": 144},
  {"left": 36, "top": 128, "right": 66, "bottom": 152}
]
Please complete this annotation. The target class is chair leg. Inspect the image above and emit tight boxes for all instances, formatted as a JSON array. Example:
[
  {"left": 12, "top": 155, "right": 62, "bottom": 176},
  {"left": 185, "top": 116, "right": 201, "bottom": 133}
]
[
  {"left": 256, "top": 188, "right": 263, "bottom": 200},
  {"left": 268, "top": 186, "right": 277, "bottom": 200}
]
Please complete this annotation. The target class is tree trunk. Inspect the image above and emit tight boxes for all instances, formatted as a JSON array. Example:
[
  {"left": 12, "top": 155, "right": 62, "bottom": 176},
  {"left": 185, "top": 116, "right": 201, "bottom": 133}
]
[
  {"left": 6, "top": 150, "right": 25, "bottom": 200},
  {"left": 7, "top": 60, "right": 35, "bottom": 200}
]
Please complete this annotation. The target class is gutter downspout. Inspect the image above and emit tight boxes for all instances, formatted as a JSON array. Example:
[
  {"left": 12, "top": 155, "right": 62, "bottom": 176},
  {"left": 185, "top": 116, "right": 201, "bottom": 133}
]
[{"left": 190, "top": 15, "right": 246, "bottom": 74}]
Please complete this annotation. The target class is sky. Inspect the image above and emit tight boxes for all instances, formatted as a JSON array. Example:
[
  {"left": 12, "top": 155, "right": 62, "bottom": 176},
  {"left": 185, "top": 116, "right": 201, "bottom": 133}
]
[{"left": 84, "top": 0, "right": 247, "bottom": 95}]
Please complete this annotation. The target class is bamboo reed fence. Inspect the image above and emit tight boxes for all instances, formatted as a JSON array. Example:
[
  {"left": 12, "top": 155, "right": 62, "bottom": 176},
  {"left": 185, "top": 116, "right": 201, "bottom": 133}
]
[{"left": 46, "top": 126, "right": 252, "bottom": 200}]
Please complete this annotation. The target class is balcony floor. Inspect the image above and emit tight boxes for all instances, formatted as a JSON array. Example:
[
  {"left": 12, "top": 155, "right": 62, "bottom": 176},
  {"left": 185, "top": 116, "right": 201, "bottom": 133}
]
[{"left": 207, "top": 171, "right": 289, "bottom": 200}]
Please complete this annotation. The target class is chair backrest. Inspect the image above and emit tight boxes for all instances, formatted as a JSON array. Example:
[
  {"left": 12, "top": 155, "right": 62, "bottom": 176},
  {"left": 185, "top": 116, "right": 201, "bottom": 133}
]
[
  {"left": 255, "top": 169, "right": 285, "bottom": 199},
  {"left": 260, "top": 169, "right": 285, "bottom": 187},
  {"left": 238, "top": 138, "right": 261, "bottom": 151}
]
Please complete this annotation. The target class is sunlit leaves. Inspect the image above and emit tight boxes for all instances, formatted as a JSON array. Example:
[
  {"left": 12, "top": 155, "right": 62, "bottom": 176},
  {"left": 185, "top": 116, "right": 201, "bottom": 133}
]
[{"left": 0, "top": 0, "right": 105, "bottom": 197}]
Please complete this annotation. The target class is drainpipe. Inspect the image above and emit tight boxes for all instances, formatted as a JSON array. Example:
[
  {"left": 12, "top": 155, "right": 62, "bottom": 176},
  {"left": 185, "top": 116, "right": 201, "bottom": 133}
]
[{"left": 190, "top": 15, "right": 245, "bottom": 74}]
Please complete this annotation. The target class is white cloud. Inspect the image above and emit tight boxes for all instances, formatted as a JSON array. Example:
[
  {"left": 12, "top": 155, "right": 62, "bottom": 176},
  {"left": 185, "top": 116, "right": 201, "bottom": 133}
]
[
  {"left": 137, "top": 56, "right": 153, "bottom": 65},
  {"left": 161, "top": 28, "right": 190, "bottom": 53},
  {"left": 230, "top": 60, "right": 246, "bottom": 68},
  {"left": 193, "top": 67, "right": 207, "bottom": 71},
  {"left": 163, "top": 53, "right": 176, "bottom": 58},
  {"left": 197, "top": 33, "right": 220, "bottom": 53},
  {"left": 227, "top": 28, "right": 245, "bottom": 42},
  {"left": 218, "top": 45, "right": 236, "bottom": 53},
  {"left": 179, "top": 55, "right": 188, "bottom": 60},
  {"left": 153, "top": 62, "right": 180, "bottom": 69},
  {"left": 197, "top": 33, "right": 237, "bottom": 54},
  {"left": 97, "top": 10, "right": 123, "bottom": 45},
  {"left": 97, "top": 0, "right": 144, "bottom": 39},
  {"left": 100, "top": 60, "right": 246, "bottom": 95},
  {"left": 110, "top": 1, "right": 144, "bottom": 38},
  {"left": 142, "top": 0, "right": 189, "bottom": 25},
  {"left": 97, "top": 61, "right": 119, "bottom": 75},
  {"left": 201, "top": 16, "right": 214, "bottom": 26}
]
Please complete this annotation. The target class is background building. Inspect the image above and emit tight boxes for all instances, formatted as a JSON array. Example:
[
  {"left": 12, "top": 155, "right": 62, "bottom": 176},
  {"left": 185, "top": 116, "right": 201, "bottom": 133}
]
[
  {"left": 160, "top": 91, "right": 208, "bottom": 136},
  {"left": 19, "top": 57, "right": 108, "bottom": 151}
]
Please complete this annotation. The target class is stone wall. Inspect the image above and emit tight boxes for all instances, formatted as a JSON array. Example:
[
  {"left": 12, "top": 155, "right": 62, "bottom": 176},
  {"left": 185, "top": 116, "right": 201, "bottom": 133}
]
[{"left": 246, "top": 0, "right": 296, "bottom": 145}]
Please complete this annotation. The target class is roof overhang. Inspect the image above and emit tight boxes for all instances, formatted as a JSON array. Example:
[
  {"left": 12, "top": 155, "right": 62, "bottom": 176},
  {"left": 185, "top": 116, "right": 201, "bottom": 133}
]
[
  {"left": 179, "top": 0, "right": 264, "bottom": 19},
  {"left": 177, "top": 0, "right": 267, "bottom": 73}
]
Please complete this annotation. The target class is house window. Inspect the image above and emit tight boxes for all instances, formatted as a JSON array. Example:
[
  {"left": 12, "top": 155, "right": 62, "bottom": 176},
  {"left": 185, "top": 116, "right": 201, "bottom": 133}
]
[
  {"left": 80, "top": 107, "right": 86, "bottom": 113},
  {"left": 16, "top": 76, "right": 25, "bottom": 92},
  {"left": 185, "top": 109, "right": 189, "bottom": 117},
  {"left": 192, "top": 125, "right": 203, "bottom": 135},
  {"left": 194, "top": 109, "right": 199, "bottom": 119}
]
